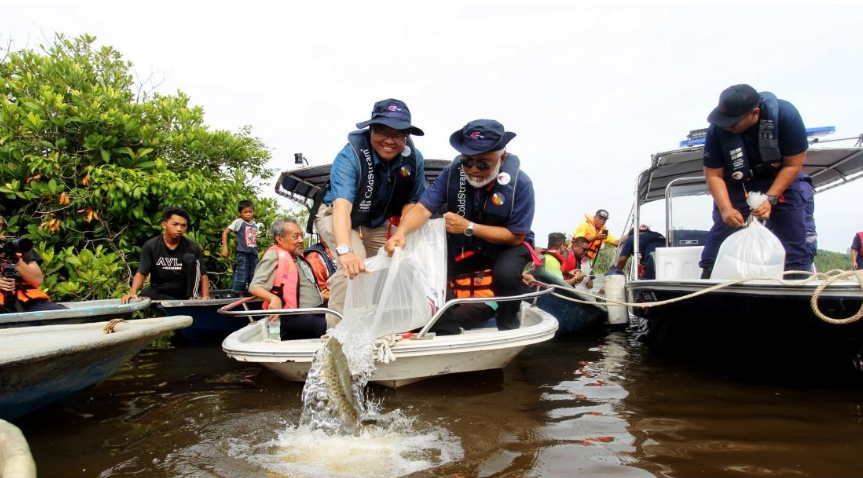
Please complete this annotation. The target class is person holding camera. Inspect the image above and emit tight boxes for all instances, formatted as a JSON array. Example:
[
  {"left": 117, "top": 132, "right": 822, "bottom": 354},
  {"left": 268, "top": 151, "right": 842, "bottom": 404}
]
[{"left": 0, "top": 204, "right": 66, "bottom": 313}]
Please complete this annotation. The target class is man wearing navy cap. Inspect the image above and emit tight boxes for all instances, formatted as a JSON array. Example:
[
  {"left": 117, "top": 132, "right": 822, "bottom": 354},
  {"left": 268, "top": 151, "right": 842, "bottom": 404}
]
[
  {"left": 699, "top": 84, "right": 809, "bottom": 278},
  {"left": 314, "top": 99, "right": 426, "bottom": 324},
  {"left": 385, "top": 119, "right": 536, "bottom": 330}
]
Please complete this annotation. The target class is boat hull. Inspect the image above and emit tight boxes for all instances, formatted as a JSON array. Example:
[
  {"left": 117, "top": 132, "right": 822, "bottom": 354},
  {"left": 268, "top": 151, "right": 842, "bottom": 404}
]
[
  {"left": 0, "top": 316, "right": 192, "bottom": 420},
  {"left": 0, "top": 298, "right": 152, "bottom": 329},
  {"left": 535, "top": 294, "right": 604, "bottom": 335},
  {"left": 223, "top": 303, "right": 558, "bottom": 387},
  {"left": 156, "top": 290, "right": 262, "bottom": 341},
  {"left": 627, "top": 279, "right": 863, "bottom": 362}
]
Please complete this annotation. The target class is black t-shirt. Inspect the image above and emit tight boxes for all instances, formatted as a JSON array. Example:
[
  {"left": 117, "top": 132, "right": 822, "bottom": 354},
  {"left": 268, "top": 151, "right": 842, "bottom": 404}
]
[{"left": 137, "top": 235, "right": 207, "bottom": 297}]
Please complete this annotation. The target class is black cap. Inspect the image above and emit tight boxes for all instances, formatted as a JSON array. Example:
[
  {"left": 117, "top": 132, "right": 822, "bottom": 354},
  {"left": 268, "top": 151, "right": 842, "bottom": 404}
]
[
  {"left": 355, "top": 98, "right": 424, "bottom": 136},
  {"left": 596, "top": 209, "right": 609, "bottom": 219},
  {"left": 449, "top": 119, "right": 516, "bottom": 155},
  {"left": 707, "top": 84, "right": 760, "bottom": 128}
]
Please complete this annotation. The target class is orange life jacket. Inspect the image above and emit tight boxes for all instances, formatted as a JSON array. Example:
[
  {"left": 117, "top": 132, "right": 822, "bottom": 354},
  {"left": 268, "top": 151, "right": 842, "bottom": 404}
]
[
  {"left": 262, "top": 245, "right": 299, "bottom": 310},
  {"left": 448, "top": 269, "right": 494, "bottom": 299},
  {"left": 0, "top": 284, "right": 51, "bottom": 306}
]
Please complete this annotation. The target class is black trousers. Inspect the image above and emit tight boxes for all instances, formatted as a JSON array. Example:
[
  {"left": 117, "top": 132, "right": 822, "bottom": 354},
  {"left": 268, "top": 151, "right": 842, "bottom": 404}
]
[
  {"left": 280, "top": 313, "right": 327, "bottom": 340},
  {"left": 449, "top": 245, "right": 532, "bottom": 330}
]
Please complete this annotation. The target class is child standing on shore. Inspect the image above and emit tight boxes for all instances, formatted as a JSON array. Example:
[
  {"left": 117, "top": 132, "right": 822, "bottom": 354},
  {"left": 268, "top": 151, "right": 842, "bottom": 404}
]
[{"left": 221, "top": 200, "right": 259, "bottom": 293}]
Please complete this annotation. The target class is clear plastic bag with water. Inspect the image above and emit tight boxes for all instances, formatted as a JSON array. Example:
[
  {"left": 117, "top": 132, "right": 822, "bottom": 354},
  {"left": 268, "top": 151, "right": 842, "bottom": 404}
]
[
  {"left": 710, "top": 218, "right": 785, "bottom": 280},
  {"left": 342, "top": 218, "right": 447, "bottom": 339}
]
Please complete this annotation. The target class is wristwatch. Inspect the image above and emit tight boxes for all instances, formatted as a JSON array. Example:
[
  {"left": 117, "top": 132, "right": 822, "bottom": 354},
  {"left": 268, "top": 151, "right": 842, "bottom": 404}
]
[
  {"left": 464, "top": 222, "right": 475, "bottom": 237},
  {"left": 766, "top": 195, "right": 779, "bottom": 205},
  {"left": 335, "top": 244, "right": 352, "bottom": 256}
]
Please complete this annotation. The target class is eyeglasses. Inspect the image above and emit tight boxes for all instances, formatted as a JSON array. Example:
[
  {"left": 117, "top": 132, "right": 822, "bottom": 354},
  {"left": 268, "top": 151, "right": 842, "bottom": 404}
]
[
  {"left": 461, "top": 159, "right": 493, "bottom": 171},
  {"left": 372, "top": 128, "right": 408, "bottom": 141}
]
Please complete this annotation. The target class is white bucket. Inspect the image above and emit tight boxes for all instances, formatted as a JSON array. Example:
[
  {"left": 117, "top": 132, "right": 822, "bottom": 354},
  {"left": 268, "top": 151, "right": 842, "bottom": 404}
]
[{"left": 604, "top": 274, "right": 628, "bottom": 325}]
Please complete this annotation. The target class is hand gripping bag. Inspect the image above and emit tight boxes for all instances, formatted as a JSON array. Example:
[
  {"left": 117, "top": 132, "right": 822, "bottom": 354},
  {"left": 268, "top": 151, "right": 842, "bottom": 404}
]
[
  {"left": 710, "top": 219, "right": 785, "bottom": 280},
  {"left": 341, "top": 218, "right": 447, "bottom": 339}
]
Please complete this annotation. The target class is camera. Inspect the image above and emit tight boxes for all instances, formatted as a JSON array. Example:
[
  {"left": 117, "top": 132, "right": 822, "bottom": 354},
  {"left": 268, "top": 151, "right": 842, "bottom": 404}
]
[
  {"left": 0, "top": 237, "right": 33, "bottom": 278},
  {"left": 0, "top": 237, "right": 33, "bottom": 256}
]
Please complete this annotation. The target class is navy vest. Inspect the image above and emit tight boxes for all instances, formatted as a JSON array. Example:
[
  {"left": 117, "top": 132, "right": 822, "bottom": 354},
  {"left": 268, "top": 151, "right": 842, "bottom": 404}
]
[
  {"left": 305, "top": 243, "right": 336, "bottom": 276},
  {"left": 346, "top": 130, "right": 418, "bottom": 227},
  {"left": 717, "top": 91, "right": 782, "bottom": 183},
  {"left": 446, "top": 154, "right": 521, "bottom": 257}
]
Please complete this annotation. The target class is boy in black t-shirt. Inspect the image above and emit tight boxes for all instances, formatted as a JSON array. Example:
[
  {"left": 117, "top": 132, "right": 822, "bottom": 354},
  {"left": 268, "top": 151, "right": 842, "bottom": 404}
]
[{"left": 121, "top": 207, "right": 211, "bottom": 302}]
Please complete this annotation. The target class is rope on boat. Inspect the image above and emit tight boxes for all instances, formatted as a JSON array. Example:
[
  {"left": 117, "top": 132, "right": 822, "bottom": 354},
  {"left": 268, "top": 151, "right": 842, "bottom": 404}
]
[
  {"left": 810, "top": 270, "right": 863, "bottom": 325},
  {"left": 544, "top": 269, "right": 863, "bottom": 325},
  {"left": 103, "top": 318, "right": 127, "bottom": 334},
  {"left": 374, "top": 334, "right": 400, "bottom": 364}
]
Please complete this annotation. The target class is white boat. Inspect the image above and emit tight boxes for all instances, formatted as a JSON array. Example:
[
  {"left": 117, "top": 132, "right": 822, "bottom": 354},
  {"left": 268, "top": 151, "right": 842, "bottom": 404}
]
[
  {"left": 0, "top": 419, "right": 36, "bottom": 478},
  {"left": 221, "top": 293, "right": 558, "bottom": 387},
  {"left": 0, "top": 298, "right": 152, "bottom": 329},
  {"left": 624, "top": 129, "right": 863, "bottom": 366},
  {"left": 0, "top": 316, "right": 193, "bottom": 420}
]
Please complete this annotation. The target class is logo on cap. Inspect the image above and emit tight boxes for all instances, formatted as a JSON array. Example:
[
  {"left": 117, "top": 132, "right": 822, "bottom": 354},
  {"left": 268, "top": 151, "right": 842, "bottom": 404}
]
[
  {"left": 469, "top": 131, "right": 484, "bottom": 140},
  {"left": 399, "top": 166, "right": 412, "bottom": 178},
  {"left": 387, "top": 105, "right": 402, "bottom": 112},
  {"left": 497, "top": 172, "right": 511, "bottom": 185},
  {"left": 491, "top": 193, "right": 505, "bottom": 206}
]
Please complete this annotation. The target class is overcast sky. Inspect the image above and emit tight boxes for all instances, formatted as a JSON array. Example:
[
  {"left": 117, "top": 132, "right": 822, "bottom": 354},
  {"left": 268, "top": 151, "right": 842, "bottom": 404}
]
[{"left": 4, "top": 4, "right": 862, "bottom": 252}]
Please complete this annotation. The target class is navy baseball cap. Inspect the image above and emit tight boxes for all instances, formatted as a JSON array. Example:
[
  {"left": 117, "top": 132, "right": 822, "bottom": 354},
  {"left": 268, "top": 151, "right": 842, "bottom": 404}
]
[
  {"left": 449, "top": 119, "right": 516, "bottom": 155},
  {"left": 356, "top": 99, "right": 424, "bottom": 136},
  {"left": 707, "top": 84, "right": 760, "bottom": 128},
  {"left": 596, "top": 209, "right": 609, "bottom": 219}
]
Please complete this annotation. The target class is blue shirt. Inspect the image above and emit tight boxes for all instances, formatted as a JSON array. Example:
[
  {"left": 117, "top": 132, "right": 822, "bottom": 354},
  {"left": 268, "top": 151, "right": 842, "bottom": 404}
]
[
  {"left": 322, "top": 142, "right": 426, "bottom": 227},
  {"left": 703, "top": 99, "right": 809, "bottom": 169},
  {"left": 419, "top": 165, "right": 536, "bottom": 243},
  {"left": 853, "top": 233, "right": 863, "bottom": 269}
]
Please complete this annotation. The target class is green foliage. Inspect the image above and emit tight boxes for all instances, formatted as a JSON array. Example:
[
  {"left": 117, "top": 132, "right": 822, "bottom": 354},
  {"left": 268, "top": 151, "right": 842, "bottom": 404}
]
[
  {"left": 592, "top": 246, "right": 616, "bottom": 275},
  {"left": 0, "top": 33, "right": 284, "bottom": 298},
  {"left": 814, "top": 249, "right": 853, "bottom": 272}
]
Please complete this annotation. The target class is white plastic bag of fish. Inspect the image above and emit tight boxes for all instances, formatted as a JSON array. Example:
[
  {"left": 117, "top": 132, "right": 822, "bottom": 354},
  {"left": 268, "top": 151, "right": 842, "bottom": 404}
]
[
  {"left": 343, "top": 218, "right": 447, "bottom": 338},
  {"left": 710, "top": 219, "right": 785, "bottom": 280}
]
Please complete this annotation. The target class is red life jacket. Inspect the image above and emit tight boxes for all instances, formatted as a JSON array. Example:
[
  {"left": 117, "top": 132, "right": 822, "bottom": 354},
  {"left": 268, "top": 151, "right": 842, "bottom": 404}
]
[
  {"left": 540, "top": 248, "right": 577, "bottom": 273},
  {"left": 263, "top": 245, "right": 299, "bottom": 310}
]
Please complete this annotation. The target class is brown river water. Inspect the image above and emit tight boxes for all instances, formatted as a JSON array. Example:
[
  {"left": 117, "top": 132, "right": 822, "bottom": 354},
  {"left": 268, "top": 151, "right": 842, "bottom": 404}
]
[{"left": 14, "top": 327, "right": 863, "bottom": 477}]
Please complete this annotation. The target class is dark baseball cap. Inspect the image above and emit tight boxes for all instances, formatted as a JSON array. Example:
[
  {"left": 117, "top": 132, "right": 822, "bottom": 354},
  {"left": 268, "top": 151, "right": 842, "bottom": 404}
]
[
  {"left": 449, "top": 119, "right": 516, "bottom": 155},
  {"left": 596, "top": 209, "right": 609, "bottom": 219},
  {"left": 707, "top": 84, "right": 760, "bottom": 128},
  {"left": 355, "top": 98, "right": 424, "bottom": 136}
]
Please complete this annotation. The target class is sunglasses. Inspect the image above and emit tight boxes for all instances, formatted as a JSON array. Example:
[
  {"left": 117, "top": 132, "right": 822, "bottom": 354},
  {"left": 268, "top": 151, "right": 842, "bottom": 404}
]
[{"left": 461, "top": 158, "right": 493, "bottom": 171}]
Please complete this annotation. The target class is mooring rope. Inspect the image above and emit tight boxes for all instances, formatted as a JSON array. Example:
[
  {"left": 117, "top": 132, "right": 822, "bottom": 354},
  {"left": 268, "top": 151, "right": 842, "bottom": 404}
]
[
  {"left": 103, "top": 318, "right": 127, "bottom": 334},
  {"left": 544, "top": 269, "right": 863, "bottom": 325},
  {"left": 373, "top": 334, "right": 400, "bottom": 364}
]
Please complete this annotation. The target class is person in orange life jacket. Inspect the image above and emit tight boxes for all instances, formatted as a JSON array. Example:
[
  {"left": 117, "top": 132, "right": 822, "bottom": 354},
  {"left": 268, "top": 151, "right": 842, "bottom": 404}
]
[
  {"left": 699, "top": 84, "right": 809, "bottom": 278},
  {"left": 313, "top": 98, "right": 426, "bottom": 324},
  {"left": 248, "top": 218, "right": 326, "bottom": 339},
  {"left": 303, "top": 238, "right": 336, "bottom": 305},
  {"left": 572, "top": 209, "right": 619, "bottom": 260},
  {"left": 122, "top": 207, "right": 211, "bottom": 303},
  {"left": 538, "top": 232, "right": 586, "bottom": 287},
  {"left": 616, "top": 224, "right": 666, "bottom": 280},
  {"left": 385, "top": 119, "right": 536, "bottom": 331},
  {"left": 0, "top": 204, "right": 66, "bottom": 313}
]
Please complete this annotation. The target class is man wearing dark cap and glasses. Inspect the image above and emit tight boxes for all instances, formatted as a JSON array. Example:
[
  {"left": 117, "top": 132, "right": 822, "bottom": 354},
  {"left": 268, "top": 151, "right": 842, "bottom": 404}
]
[
  {"left": 314, "top": 99, "right": 426, "bottom": 325},
  {"left": 385, "top": 119, "right": 536, "bottom": 331},
  {"left": 699, "top": 84, "right": 809, "bottom": 278}
]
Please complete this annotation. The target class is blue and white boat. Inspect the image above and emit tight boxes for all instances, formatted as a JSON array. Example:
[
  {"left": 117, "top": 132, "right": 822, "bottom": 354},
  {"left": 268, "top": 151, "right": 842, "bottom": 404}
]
[
  {"left": 154, "top": 289, "right": 262, "bottom": 341},
  {"left": 0, "top": 298, "right": 151, "bottom": 329}
]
